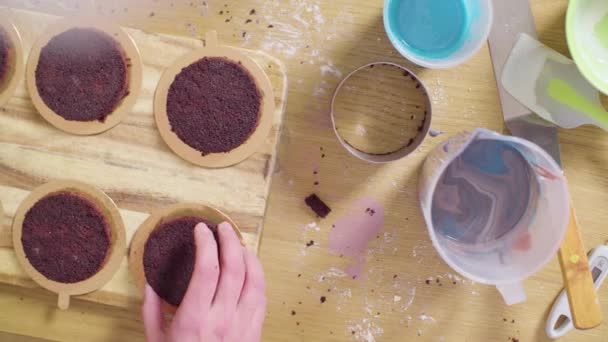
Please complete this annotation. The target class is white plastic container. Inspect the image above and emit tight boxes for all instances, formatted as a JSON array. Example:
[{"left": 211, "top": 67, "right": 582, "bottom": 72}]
[
  {"left": 419, "top": 129, "right": 570, "bottom": 305},
  {"left": 383, "top": 0, "right": 494, "bottom": 68}
]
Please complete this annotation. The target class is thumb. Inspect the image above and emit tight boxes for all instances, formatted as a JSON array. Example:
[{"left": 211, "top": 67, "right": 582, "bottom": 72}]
[{"left": 143, "top": 283, "right": 165, "bottom": 342}]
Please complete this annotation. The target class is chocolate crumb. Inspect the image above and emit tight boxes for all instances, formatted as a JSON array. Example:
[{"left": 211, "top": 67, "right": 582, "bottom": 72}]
[
  {"left": 512, "top": 320, "right": 515, "bottom": 323},
  {"left": 149, "top": 11, "right": 155, "bottom": 16},
  {"left": 452, "top": 281, "right": 456, "bottom": 285},
  {"left": 393, "top": 274, "right": 398, "bottom": 279},
  {"left": 425, "top": 280, "right": 431, "bottom": 285},
  {"left": 268, "top": 24, "right": 274, "bottom": 28},
  {"left": 219, "top": 10, "right": 223, "bottom": 15},
  {"left": 250, "top": 9, "right": 256, "bottom": 15},
  {"left": 416, "top": 83, "right": 421, "bottom": 89},
  {"left": 296, "top": 322, "right": 300, "bottom": 326},
  {"left": 503, "top": 318, "right": 507, "bottom": 322},
  {"left": 352, "top": 331, "right": 356, "bottom": 335},
  {"left": 297, "top": 274, "right": 301, "bottom": 277},
  {"left": 314, "top": 181, "right": 319, "bottom": 186},
  {"left": 245, "top": 19, "right": 252, "bottom": 24},
  {"left": 320, "top": 296, "right": 326, "bottom": 303},
  {"left": 304, "top": 194, "right": 331, "bottom": 218},
  {"left": 306, "top": 240, "right": 314, "bottom": 247},
  {"left": 291, "top": 310, "right": 296, "bottom": 316},
  {"left": 321, "top": 153, "right": 326, "bottom": 158},
  {"left": 242, "top": 31, "right": 247, "bottom": 38}
]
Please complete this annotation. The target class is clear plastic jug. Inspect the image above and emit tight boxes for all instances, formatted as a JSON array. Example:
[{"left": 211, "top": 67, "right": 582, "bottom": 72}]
[{"left": 419, "top": 129, "right": 570, "bottom": 305}]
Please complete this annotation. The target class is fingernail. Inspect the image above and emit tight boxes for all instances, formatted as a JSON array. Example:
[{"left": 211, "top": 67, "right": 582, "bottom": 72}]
[
  {"left": 219, "top": 222, "right": 233, "bottom": 233},
  {"left": 145, "top": 283, "right": 154, "bottom": 299}
]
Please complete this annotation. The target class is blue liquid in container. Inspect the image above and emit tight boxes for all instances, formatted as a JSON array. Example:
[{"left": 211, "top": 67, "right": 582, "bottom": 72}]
[{"left": 388, "top": 0, "right": 470, "bottom": 59}]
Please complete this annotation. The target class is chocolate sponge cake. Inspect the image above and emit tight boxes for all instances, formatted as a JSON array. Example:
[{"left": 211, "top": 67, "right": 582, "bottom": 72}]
[
  {"left": 35, "top": 28, "right": 129, "bottom": 122},
  {"left": 0, "top": 27, "right": 9, "bottom": 86},
  {"left": 21, "top": 192, "right": 111, "bottom": 284},
  {"left": 143, "top": 216, "right": 217, "bottom": 306},
  {"left": 166, "top": 57, "right": 262, "bottom": 155}
]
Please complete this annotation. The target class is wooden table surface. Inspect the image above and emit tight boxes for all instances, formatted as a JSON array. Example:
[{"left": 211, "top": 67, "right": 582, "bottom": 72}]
[{"left": 1, "top": 0, "right": 607, "bottom": 341}]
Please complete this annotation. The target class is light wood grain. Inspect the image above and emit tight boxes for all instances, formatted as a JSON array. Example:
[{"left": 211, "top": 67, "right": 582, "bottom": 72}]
[
  {"left": 0, "top": 1, "right": 607, "bottom": 342},
  {"left": 558, "top": 206, "right": 603, "bottom": 329},
  {"left": 0, "top": 8, "right": 286, "bottom": 309}
]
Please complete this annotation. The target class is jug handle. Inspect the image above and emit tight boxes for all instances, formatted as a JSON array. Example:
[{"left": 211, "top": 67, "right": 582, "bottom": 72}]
[{"left": 496, "top": 282, "right": 526, "bottom": 305}]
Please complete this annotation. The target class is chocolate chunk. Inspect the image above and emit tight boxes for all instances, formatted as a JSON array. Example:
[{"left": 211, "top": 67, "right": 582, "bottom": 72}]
[
  {"left": 21, "top": 192, "right": 110, "bottom": 283},
  {"left": 304, "top": 194, "right": 331, "bottom": 218},
  {"left": 166, "top": 56, "right": 261, "bottom": 155},
  {"left": 143, "top": 216, "right": 217, "bottom": 306},
  {"left": 35, "top": 28, "right": 129, "bottom": 122}
]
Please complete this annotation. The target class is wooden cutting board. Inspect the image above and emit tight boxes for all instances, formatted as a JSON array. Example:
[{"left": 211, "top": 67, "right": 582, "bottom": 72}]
[{"left": 0, "top": 8, "right": 287, "bottom": 309}]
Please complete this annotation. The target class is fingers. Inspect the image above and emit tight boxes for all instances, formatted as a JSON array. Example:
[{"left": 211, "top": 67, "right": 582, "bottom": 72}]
[
  {"left": 175, "top": 223, "right": 220, "bottom": 323},
  {"left": 239, "top": 249, "right": 267, "bottom": 341},
  {"left": 142, "top": 284, "right": 165, "bottom": 342},
  {"left": 239, "top": 249, "right": 266, "bottom": 307},
  {"left": 212, "top": 222, "right": 246, "bottom": 311}
]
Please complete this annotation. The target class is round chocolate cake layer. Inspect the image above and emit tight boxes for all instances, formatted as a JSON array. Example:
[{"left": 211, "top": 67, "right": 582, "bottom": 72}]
[
  {"left": 143, "top": 216, "right": 217, "bottom": 306},
  {"left": 166, "top": 57, "right": 262, "bottom": 155},
  {"left": 21, "top": 192, "right": 111, "bottom": 283},
  {"left": 35, "top": 28, "right": 129, "bottom": 122},
  {"left": 0, "top": 27, "right": 9, "bottom": 86}
]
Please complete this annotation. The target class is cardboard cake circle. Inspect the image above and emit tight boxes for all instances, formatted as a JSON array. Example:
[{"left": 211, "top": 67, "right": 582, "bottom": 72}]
[
  {"left": 0, "top": 10, "right": 24, "bottom": 107},
  {"left": 12, "top": 180, "right": 126, "bottom": 310},
  {"left": 154, "top": 31, "right": 275, "bottom": 168},
  {"left": 25, "top": 17, "right": 143, "bottom": 135},
  {"left": 129, "top": 202, "right": 243, "bottom": 314},
  {"left": 331, "top": 62, "right": 432, "bottom": 163}
]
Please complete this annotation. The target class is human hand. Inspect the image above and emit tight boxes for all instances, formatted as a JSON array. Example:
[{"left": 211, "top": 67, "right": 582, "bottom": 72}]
[{"left": 142, "top": 222, "right": 267, "bottom": 342}]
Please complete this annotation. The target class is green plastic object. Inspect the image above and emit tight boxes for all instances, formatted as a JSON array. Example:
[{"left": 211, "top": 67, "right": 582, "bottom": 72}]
[
  {"left": 547, "top": 79, "right": 608, "bottom": 128},
  {"left": 567, "top": 0, "right": 608, "bottom": 95}
]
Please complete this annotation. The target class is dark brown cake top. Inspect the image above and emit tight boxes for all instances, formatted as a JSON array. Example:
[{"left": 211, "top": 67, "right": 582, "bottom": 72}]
[
  {"left": 166, "top": 57, "right": 262, "bottom": 155},
  {"left": 35, "top": 27, "right": 129, "bottom": 122},
  {"left": 21, "top": 192, "right": 111, "bottom": 283},
  {"left": 0, "top": 27, "right": 9, "bottom": 85},
  {"left": 143, "top": 216, "right": 217, "bottom": 306}
]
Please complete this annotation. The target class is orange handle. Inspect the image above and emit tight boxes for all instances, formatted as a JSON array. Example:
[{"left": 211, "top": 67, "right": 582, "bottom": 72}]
[{"left": 557, "top": 206, "right": 602, "bottom": 329}]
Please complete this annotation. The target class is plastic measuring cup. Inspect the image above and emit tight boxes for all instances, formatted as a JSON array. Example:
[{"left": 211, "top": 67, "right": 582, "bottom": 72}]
[
  {"left": 419, "top": 129, "right": 570, "bottom": 305},
  {"left": 383, "top": 0, "right": 493, "bottom": 68},
  {"left": 567, "top": 0, "right": 608, "bottom": 95}
]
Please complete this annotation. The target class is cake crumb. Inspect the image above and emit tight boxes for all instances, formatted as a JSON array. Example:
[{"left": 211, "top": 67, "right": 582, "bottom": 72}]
[{"left": 305, "top": 194, "right": 331, "bottom": 218}]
